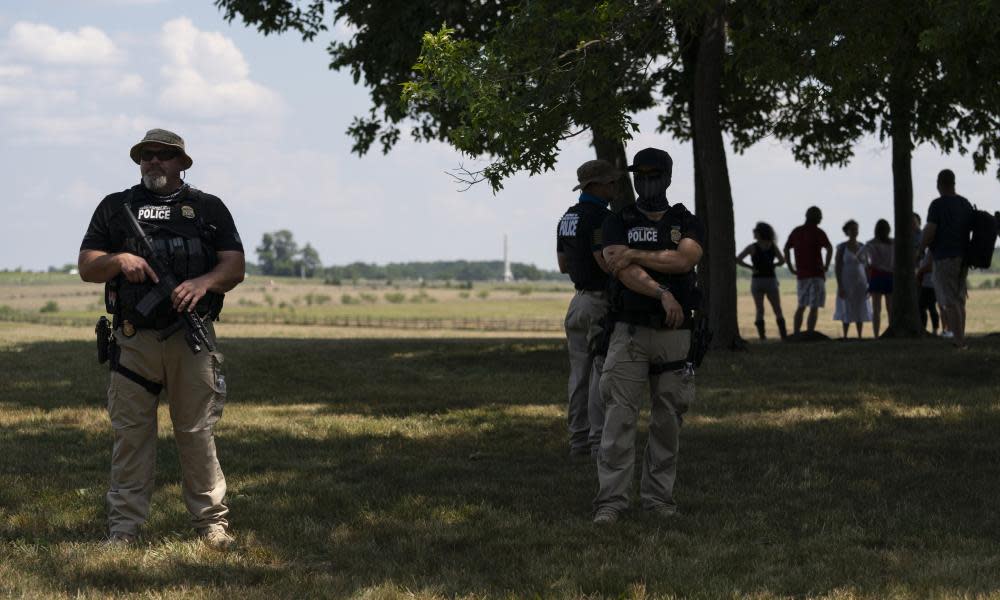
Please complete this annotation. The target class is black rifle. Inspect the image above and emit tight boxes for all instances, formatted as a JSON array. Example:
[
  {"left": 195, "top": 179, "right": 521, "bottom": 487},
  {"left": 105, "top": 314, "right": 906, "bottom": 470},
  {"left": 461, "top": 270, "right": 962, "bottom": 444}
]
[
  {"left": 122, "top": 203, "right": 215, "bottom": 354},
  {"left": 687, "top": 310, "right": 712, "bottom": 367}
]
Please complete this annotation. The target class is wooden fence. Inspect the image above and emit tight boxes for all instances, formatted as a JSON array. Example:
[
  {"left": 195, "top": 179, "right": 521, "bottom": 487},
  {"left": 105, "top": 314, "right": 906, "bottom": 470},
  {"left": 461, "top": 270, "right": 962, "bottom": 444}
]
[{"left": 0, "top": 310, "right": 564, "bottom": 333}]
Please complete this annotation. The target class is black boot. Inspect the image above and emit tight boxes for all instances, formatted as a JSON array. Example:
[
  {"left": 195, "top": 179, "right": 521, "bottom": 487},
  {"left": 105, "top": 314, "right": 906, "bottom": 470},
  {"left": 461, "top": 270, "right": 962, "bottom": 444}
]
[
  {"left": 754, "top": 319, "right": 766, "bottom": 340},
  {"left": 776, "top": 317, "right": 788, "bottom": 340}
]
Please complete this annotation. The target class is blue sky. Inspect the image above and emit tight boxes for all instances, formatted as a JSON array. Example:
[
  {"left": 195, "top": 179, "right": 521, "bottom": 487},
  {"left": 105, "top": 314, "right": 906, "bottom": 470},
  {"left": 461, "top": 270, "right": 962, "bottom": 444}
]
[{"left": 2, "top": 0, "right": 998, "bottom": 272}]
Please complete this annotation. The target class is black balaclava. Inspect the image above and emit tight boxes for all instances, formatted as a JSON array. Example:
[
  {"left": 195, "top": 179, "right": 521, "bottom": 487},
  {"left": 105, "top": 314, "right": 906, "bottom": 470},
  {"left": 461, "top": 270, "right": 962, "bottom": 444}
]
[{"left": 628, "top": 147, "right": 673, "bottom": 212}]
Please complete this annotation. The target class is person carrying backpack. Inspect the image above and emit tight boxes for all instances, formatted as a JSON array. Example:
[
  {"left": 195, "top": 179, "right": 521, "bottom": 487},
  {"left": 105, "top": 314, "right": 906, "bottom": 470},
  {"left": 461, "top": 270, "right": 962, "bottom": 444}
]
[{"left": 918, "top": 169, "right": 973, "bottom": 349}]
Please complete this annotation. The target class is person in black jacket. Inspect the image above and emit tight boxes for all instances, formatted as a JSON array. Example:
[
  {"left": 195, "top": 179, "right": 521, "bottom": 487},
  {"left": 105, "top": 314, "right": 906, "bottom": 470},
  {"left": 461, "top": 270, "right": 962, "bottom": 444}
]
[
  {"left": 592, "top": 148, "right": 704, "bottom": 524},
  {"left": 557, "top": 159, "right": 620, "bottom": 458},
  {"left": 78, "top": 129, "right": 245, "bottom": 548}
]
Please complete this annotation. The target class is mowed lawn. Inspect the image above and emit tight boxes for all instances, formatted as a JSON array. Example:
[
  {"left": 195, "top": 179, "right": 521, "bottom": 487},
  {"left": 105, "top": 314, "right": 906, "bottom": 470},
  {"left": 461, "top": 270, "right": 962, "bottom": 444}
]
[{"left": 2, "top": 322, "right": 1000, "bottom": 599}]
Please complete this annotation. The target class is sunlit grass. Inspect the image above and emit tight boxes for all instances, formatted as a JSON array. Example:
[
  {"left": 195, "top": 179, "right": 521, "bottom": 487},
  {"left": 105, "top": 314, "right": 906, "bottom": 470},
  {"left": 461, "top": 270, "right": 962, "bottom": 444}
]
[{"left": 3, "top": 323, "right": 1000, "bottom": 597}]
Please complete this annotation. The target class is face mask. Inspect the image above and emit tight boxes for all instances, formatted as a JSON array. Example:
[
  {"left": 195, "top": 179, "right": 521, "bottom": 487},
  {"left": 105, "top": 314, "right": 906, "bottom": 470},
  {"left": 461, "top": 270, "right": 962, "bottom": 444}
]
[{"left": 634, "top": 171, "right": 671, "bottom": 212}]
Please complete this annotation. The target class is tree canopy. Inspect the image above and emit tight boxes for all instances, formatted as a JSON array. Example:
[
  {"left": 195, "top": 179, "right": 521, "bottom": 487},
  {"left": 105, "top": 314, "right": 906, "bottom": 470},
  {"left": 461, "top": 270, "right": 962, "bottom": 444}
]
[
  {"left": 256, "top": 230, "right": 323, "bottom": 277},
  {"left": 729, "top": 0, "right": 1000, "bottom": 335}
]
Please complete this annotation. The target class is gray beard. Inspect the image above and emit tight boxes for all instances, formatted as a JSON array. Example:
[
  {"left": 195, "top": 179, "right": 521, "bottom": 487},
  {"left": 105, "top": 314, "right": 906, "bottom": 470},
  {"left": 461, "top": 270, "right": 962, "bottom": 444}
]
[{"left": 142, "top": 173, "right": 169, "bottom": 193}]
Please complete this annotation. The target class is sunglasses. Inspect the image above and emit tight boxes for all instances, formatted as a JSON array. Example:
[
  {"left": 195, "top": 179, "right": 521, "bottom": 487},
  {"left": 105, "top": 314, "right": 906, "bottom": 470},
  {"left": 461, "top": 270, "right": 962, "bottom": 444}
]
[{"left": 139, "top": 149, "right": 180, "bottom": 162}]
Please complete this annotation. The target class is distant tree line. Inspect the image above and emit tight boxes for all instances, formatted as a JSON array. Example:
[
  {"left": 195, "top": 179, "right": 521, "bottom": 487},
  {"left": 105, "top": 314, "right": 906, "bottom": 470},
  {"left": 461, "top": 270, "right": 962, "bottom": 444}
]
[
  {"left": 251, "top": 230, "right": 562, "bottom": 281},
  {"left": 324, "top": 261, "right": 564, "bottom": 282}
]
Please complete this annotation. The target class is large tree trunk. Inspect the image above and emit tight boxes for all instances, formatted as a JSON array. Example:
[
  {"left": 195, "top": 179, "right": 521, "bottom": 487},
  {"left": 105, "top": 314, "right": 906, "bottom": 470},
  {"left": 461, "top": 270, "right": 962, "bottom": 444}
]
[
  {"left": 676, "top": 15, "right": 709, "bottom": 313},
  {"left": 885, "top": 71, "right": 922, "bottom": 336},
  {"left": 592, "top": 130, "right": 636, "bottom": 212},
  {"left": 693, "top": 5, "right": 744, "bottom": 350}
]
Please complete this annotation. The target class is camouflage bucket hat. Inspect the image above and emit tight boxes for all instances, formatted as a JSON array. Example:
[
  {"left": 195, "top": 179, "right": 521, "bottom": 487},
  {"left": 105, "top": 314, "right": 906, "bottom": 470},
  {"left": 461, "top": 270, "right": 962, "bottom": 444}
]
[
  {"left": 129, "top": 128, "right": 193, "bottom": 170},
  {"left": 572, "top": 159, "right": 622, "bottom": 191}
]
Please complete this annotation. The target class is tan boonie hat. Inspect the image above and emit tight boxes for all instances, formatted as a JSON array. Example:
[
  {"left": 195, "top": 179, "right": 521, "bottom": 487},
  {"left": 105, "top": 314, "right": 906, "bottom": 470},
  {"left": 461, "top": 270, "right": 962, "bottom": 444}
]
[
  {"left": 572, "top": 159, "right": 621, "bottom": 191},
  {"left": 130, "top": 128, "right": 193, "bottom": 170}
]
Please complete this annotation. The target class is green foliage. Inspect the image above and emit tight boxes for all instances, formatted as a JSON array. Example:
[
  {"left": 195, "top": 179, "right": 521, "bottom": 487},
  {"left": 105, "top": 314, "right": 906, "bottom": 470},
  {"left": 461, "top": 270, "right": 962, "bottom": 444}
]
[
  {"left": 408, "top": 291, "right": 437, "bottom": 304},
  {"left": 477, "top": 289, "right": 490, "bottom": 299},
  {"left": 46, "top": 263, "right": 77, "bottom": 274},
  {"left": 38, "top": 301, "right": 59, "bottom": 314},
  {"left": 730, "top": 0, "right": 1000, "bottom": 175},
  {"left": 404, "top": 1, "right": 664, "bottom": 190},
  {"left": 325, "top": 260, "right": 564, "bottom": 282},
  {"left": 256, "top": 231, "right": 323, "bottom": 277},
  {"left": 341, "top": 294, "right": 360, "bottom": 305},
  {"left": 359, "top": 292, "right": 378, "bottom": 304},
  {"left": 304, "top": 293, "right": 332, "bottom": 306},
  {"left": 299, "top": 243, "right": 323, "bottom": 278},
  {"left": 215, "top": 0, "right": 513, "bottom": 157},
  {"left": 384, "top": 292, "right": 406, "bottom": 304}
]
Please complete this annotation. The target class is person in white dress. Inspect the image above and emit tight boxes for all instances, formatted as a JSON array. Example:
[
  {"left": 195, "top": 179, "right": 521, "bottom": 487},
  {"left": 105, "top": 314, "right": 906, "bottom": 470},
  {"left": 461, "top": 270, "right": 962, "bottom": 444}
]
[{"left": 834, "top": 220, "right": 872, "bottom": 338}]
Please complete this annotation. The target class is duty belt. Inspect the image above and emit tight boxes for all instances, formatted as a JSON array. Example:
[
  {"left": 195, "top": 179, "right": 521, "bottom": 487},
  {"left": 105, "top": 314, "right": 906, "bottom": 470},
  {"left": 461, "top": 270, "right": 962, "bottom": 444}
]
[{"left": 617, "top": 310, "right": 693, "bottom": 330}]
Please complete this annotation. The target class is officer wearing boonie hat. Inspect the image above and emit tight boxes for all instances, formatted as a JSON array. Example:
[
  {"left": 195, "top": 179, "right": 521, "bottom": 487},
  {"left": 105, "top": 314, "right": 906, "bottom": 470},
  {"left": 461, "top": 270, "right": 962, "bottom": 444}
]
[
  {"left": 78, "top": 128, "right": 245, "bottom": 549},
  {"left": 558, "top": 159, "right": 620, "bottom": 458},
  {"left": 591, "top": 147, "right": 704, "bottom": 524}
]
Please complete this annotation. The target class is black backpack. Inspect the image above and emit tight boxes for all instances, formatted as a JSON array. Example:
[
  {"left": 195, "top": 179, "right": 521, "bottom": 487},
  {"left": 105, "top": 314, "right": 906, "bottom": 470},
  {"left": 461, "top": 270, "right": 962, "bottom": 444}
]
[{"left": 965, "top": 206, "right": 998, "bottom": 268}]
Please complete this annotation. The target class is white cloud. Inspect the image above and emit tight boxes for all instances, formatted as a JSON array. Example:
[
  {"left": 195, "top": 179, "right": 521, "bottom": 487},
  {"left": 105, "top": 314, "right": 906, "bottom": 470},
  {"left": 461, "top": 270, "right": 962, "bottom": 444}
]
[
  {"left": 158, "top": 18, "right": 281, "bottom": 118},
  {"left": 6, "top": 22, "right": 121, "bottom": 66},
  {"left": 115, "top": 73, "right": 143, "bottom": 95},
  {"left": 0, "top": 64, "right": 31, "bottom": 78},
  {"left": 6, "top": 113, "right": 149, "bottom": 145}
]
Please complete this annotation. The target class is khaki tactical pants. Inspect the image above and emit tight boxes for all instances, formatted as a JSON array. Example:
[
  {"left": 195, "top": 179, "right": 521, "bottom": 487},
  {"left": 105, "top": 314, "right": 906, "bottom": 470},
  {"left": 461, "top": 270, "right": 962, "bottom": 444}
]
[
  {"left": 595, "top": 322, "right": 694, "bottom": 513},
  {"left": 564, "top": 290, "right": 609, "bottom": 454},
  {"left": 106, "top": 322, "right": 228, "bottom": 536}
]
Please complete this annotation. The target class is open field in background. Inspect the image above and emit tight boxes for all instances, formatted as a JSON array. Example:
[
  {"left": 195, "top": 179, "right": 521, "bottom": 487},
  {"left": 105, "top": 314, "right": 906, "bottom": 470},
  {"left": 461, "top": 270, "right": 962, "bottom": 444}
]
[
  {"left": 2, "top": 319, "right": 1000, "bottom": 598},
  {"left": 7, "top": 272, "right": 1000, "bottom": 338}
]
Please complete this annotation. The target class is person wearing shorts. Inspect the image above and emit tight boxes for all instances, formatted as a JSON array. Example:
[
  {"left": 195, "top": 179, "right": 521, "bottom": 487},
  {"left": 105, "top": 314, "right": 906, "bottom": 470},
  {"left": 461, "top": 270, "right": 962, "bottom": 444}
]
[
  {"left": 736, "top": 222, "right": 786, "bottom": 340},
  {"left": 919, "top": 169, "right": 973, "bottom": 349},
  {"left": 784, "top": 206, "right": 833, "bottom": 334}
]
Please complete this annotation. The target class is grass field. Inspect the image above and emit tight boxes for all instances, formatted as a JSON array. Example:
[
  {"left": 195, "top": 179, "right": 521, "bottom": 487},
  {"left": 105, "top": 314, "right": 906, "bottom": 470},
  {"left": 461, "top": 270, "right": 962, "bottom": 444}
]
[
  {"left": 7, "top": 272, "right": 1000, "bottom": 338},
  {"left": 3, "top": 307, "right": 1000, "bottom": 598}
]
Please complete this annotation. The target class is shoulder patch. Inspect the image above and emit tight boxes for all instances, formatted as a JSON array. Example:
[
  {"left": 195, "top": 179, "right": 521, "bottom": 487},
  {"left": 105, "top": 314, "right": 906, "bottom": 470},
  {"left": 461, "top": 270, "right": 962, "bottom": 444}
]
[{"left": 592, "top": 228, "right": 603, "bottom": 246}]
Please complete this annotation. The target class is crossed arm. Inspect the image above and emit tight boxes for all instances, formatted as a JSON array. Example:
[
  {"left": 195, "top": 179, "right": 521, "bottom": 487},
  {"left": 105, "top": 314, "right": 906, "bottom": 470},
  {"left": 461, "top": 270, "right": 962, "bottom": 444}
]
[
  {"left": 603, "top": 238, "right": 703, "bottom": 328},
  {"left": 78, "top": 249, "right": 245, "bottom": 312}
]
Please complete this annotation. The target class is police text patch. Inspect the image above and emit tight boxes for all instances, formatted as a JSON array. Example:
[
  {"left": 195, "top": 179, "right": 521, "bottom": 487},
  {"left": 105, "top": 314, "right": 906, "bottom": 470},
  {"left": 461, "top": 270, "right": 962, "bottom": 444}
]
[
  {"left": 558, "top": 213, "right": 580, "bottom": 237},
  {"left": 137, "top": 206, "right": 171, "bottom": 220},
  {"left": 627, "top": 227, "right": 658, "bottom": 244}
]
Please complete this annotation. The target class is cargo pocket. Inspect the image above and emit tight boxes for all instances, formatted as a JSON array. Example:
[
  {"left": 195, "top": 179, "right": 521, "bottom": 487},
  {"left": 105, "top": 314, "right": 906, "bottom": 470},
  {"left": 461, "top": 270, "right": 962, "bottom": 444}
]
[{"left": 207, "top": 351, "right": 227, "bottom": 427}]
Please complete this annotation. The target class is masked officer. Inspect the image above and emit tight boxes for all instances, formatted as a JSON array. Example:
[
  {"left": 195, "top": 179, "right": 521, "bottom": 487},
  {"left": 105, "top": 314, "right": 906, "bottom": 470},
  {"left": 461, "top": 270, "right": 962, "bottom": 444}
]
[
  {"left": 78, "top": 129, "right": 245, "bottom": 548},
  {"left": 557, "top": 159, "right": 619, "bottom": 458},
  {"left": 592, "top": 147, "right": 704, "bottom": 524}
]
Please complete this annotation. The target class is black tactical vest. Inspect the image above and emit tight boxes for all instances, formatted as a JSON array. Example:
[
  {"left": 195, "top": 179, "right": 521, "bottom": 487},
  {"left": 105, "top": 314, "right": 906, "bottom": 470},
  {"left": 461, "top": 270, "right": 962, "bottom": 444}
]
[
  {"left": 106, "top": 186, "right": 224, "bottom": 329},
  {"left": 615, "top": 204, "right": 700, "bottom": 322},
  {"left": 557, "top": 201, "right": 611, "bottom": 291}
]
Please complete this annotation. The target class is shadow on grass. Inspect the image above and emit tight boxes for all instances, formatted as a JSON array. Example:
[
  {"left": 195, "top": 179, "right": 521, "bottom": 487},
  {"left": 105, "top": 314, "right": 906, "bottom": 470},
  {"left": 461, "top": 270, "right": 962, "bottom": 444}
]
[{"left": 3, "top": 336, "right": 1000, "bottom": 597}]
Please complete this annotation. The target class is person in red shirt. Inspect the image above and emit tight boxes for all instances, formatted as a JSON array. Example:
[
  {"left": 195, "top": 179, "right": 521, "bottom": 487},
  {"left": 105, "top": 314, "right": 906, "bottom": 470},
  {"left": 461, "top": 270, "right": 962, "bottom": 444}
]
[{"left": 783, "top": 206, "right": 833, "bottom": 335}]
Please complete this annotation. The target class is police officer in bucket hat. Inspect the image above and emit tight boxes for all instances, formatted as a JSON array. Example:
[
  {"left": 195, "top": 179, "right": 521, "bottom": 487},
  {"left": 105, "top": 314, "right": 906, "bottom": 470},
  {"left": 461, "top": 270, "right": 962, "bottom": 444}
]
[{"left": 78, "top": 128, "right": 245, "bottom": 548}]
